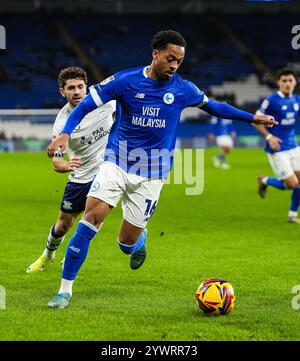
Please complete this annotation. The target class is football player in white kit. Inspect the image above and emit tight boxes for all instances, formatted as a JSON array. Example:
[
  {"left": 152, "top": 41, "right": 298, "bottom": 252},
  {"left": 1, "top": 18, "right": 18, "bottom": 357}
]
[{"left": 26, "top": 67, "right": 115, "bottom": 272}]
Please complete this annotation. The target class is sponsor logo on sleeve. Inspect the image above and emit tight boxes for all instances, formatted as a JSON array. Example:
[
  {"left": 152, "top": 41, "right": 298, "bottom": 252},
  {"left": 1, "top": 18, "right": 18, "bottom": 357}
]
[
  {"left": 261, "top": 99, "right": 269, "bottom": 110},
  {"left": 100, "top": 75, "right": 115, "bottom": 86}
]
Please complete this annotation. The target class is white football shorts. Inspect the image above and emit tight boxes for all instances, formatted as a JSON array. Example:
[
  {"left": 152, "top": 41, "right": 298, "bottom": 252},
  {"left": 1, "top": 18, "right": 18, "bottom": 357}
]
[
  {"left": 267, "top": 146, "right": 300, "bottom": 180},
  {"left": 216, "top": 135, "right": 234, "bottom": 148},
  {"left": 88, "top": 161, "right": 164, "bottom": 228}
]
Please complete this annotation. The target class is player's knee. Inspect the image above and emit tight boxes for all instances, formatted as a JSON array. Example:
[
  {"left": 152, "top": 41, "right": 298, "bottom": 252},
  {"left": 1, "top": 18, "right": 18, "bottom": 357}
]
[
  {"left": 285, "top": 178, "right": 299, "bottom": 189},
  {"left": 83, "top": 209, "right": 104, "bottom": 229}
]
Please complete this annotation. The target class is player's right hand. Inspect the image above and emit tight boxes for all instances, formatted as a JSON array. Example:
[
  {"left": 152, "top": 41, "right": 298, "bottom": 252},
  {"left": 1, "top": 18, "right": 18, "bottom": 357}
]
[
  {"left": 268, "top": 136, "right": 282, "bottom": 151},
  {"left": 47, "top": 133, "right": 69, "bottom": 158},
  {"left": 252, "top": 114, "right": 278, "bottom": 128}
]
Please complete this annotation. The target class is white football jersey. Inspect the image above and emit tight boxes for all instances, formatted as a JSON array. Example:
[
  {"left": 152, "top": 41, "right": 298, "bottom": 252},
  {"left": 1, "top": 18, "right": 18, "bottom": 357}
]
[{"left": 52, "top": 101, "right": 115, "bottom": 183}]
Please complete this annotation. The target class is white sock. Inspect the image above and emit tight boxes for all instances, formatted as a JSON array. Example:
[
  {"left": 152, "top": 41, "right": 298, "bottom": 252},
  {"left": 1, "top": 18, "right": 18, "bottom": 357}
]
[
  {"left": 262, "top": 176, "right": 268, "bottom": 185},
  {"left": 288, "top": 210, "right": 298, "bottom": 218},
  {"left": 58, "top": 278, "right": 74, "bottom": 297},
  {"left": 42, "top": 248, "right": 55, "bottom": 260}
]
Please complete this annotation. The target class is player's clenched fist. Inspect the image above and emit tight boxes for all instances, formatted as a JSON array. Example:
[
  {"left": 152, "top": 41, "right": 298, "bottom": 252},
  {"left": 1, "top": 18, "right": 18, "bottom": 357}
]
[
  {"left": 47, "top": 133, "right": 69, "bottom": 158},
  {"left": 252, "top": 115, "right": 278, "bottom": 128}
]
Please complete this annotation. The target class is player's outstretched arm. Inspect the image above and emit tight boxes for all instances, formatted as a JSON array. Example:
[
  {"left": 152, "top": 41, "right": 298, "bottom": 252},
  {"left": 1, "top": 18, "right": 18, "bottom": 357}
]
[
  {"left": 201, "top": 99, "right": 277, "bottom": 128},
  {"left": 47, "top": 94, "right": 97, "bottom": 157}
]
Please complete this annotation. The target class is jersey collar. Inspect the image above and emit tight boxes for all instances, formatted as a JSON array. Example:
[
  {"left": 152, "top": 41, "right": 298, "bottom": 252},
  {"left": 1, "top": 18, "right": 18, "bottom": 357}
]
[
  {"left": 277, "top": 90, "right": 293, "bottom": 98},
  {"left": 143, "top": 66, "right": 150, "bottom": 78}
]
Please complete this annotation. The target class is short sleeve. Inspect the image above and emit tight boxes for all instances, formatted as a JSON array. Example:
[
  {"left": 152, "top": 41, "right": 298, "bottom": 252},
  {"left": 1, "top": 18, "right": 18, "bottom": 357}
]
[
  {"left": 256, "top": 98, "right": 272, "bottom": 115},
  {"left": 89, "top": 73, "right": 125, "bottom": 107},
  {"left": 52, "top": 111, "right": 66, "bottom": 140},
  {"left": 51, "top": 109, "right": 69, "bottom": 157},
  {"left": 184, "top": 80, "right": 209, "bottom": 108}
]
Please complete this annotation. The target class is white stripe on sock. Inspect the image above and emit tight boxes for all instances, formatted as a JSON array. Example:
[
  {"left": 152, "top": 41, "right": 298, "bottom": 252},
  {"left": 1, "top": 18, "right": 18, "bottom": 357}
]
[{"left": 79, "top": 219, "right": 100, "bottom": 233}]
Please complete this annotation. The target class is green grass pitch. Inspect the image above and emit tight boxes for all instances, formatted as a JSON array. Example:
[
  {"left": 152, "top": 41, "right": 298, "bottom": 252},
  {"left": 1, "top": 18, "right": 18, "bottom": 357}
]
[{"left": 0, "top": 149, "right": 299, "bottom": 341}]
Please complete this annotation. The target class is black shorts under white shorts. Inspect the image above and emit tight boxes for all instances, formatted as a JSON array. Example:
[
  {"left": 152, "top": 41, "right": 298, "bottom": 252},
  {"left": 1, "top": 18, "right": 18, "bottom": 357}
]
[{"left": 60, "top": 180, "right": 93, "bottom": 214}]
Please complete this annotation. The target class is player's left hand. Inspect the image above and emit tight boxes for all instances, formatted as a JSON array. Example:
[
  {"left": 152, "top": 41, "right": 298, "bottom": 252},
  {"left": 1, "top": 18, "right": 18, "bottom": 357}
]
[
  {"left": 47, "top": 133, "right": 69, "bottom": 158},
  {"left": 252, "top": 115, "right": 278, "bottom": 128}
]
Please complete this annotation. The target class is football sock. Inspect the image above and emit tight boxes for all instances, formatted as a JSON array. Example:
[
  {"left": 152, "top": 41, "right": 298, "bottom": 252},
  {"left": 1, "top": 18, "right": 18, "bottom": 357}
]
[
  {"left": 43, "top": 225, "right": 65, "bottom": 260},
  {"left": 217, "top": 154, "right": 226, "bottom": 164},
  {"left": 263, "top": 177, "right": 286, "bottom": 190},
  {"left": 289, "top": 187, "right": 300, "bottom": 214},
  {"left": 62, "top": 220, "right": 98, "bottom": 282},
  {"left": 118, "top": 230, "right": 145, "bottom": 255},
  {"left": 58, "top": 278, "right": 74, "bottom": 297}
]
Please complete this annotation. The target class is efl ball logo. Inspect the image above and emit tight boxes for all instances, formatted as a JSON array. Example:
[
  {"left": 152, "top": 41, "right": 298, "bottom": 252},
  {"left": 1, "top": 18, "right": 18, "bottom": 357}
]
[{"left": 163, "top": 93, "right": 174, "bottom": 104}]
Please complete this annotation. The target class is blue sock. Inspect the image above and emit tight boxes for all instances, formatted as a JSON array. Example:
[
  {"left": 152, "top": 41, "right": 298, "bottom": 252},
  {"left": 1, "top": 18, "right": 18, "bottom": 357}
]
[
  {"left": 290, "top": 187, "right": 300, "bottom": 212},
  {"left": 62, "top": 221, "right": 97, "bottom": 280},
  {"left": 118, "top": 230, "right": 145, "bottom": 255},
  {"left": 266, "top": 177, "right": 286, "bottom": 190},
  {"left": 217, "top": 154, "right": 226, "bottom": 163}
]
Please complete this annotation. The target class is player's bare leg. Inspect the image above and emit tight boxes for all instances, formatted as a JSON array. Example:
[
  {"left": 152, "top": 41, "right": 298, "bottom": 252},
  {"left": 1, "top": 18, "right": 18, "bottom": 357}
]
[
  {"left": 26, "top": 211, "right": 79, "bottom": 273},
  {"left": 83, "top": 197, "right": 112, "bottom": 228},
  {"left": 118, "top": 220, "right": 148, "bottom": 270}
]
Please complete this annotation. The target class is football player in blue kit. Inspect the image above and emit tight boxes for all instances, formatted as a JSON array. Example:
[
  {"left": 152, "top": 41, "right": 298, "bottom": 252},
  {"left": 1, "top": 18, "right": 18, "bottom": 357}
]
[
  {"left": 208, "top": 116, "right": 236, "bottom": 169},
  {"left": 255, "top": 69, "right": 300, "bottom": 224},
  {"left": 46, "top": 30, "right": 276, "bottom": 308}
]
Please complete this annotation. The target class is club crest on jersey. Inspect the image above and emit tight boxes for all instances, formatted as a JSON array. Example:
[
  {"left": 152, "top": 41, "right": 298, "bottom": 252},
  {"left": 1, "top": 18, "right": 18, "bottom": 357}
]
[
  {"left": 163, "top": 93, "right": 174, "bottom": 104},
  {"left": 294, "top": 103, "right": 299, "bottom": 112},
  {"left": 100, "top": 75, "right": 115, "bottom": 86}
]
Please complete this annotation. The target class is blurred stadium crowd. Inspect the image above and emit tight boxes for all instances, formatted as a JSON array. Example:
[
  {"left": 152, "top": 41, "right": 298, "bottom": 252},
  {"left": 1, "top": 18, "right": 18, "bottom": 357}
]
[{"left": 0, "top": 1, "right": 299, "bottom": 147}]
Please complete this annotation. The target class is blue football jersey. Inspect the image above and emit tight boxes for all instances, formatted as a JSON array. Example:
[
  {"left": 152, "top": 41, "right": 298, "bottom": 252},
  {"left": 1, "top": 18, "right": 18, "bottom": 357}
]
[
  {"left": 209, "top": 117, "right": 234, "bottom": 136},
  {"left": 89, "top": 66, "right": 208, "bottom": 178},
  {"left": 257, "top": 91, "right": 300, "bottom": 153}
]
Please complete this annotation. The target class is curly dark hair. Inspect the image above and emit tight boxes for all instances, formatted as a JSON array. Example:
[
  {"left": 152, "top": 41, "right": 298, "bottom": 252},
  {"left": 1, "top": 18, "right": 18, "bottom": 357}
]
[
  {"left": 151, "top": 30, "right": 187, "bottom": 50},
  {"left": 58, "top": 66, "right": 88, "bottom": 88}
]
